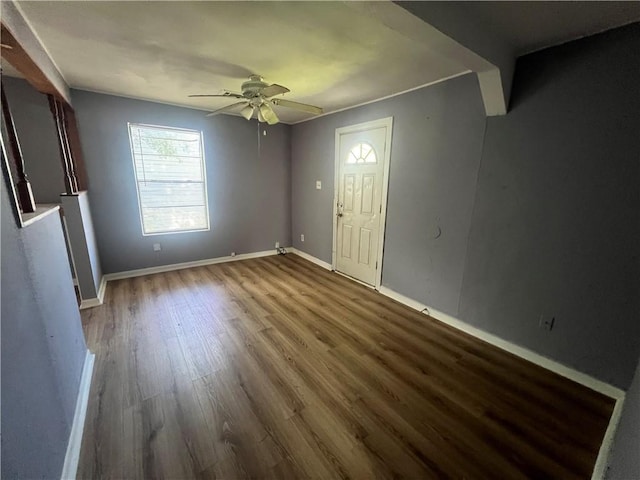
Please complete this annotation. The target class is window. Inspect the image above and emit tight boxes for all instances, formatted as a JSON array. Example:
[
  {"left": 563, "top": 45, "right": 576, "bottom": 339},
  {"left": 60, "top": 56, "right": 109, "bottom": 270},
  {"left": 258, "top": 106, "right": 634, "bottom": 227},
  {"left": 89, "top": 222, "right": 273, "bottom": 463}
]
[
  {"left": 128, "top": 123, "right": 209, "bottom": 235},
  {"left": 346, "top": 142, "right": 377, "bottom": 164}
]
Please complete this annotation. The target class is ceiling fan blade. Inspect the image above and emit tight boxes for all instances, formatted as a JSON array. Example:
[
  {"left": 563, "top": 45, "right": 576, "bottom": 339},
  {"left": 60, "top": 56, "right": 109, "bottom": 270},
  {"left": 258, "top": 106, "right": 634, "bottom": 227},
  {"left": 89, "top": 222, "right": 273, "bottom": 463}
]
[
  {"left": 271, "top": 98, "right": 323, "bottom": 115},
  {"left": 260, "top": 83, "right": 290, "bottom": 98},
  {"left": 189, "top": 93, "right": 244, "bottom": 99},
  {"left": 205, "top": 101, "right": 248, "bottom": 117},
  {"left": 259, "top": 103, "right": 279, "bottom": 125},
  {"left": 240, "top": 104, "right": 255, "bottom": 121},
  {"left": 257, "top": 108, "right": 265, "bottom": 123}
]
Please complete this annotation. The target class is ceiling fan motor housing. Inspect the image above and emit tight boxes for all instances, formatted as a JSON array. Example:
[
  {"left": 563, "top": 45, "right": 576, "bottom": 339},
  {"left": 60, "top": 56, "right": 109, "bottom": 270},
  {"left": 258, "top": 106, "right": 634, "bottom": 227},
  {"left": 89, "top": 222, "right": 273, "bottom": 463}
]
[
  {"left": 192, "top": 75, "right": 322, "bottom": 122},
  {"left": 242, "top": 75, "right": 268, "bottom": 98}
]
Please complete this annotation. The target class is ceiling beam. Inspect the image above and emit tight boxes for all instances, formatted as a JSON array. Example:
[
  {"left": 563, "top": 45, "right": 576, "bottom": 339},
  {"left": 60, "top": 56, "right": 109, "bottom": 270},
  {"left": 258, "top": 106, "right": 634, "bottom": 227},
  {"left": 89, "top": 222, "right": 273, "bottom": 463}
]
[
  {"left": 396, "top": 1, "right": 515, "bottom": 116},
  {"left": 348, "top": 1, "right": 514, "bottom": 116},
  {"left": 1, "top": 0, "right": 71, "bottom": 106}
]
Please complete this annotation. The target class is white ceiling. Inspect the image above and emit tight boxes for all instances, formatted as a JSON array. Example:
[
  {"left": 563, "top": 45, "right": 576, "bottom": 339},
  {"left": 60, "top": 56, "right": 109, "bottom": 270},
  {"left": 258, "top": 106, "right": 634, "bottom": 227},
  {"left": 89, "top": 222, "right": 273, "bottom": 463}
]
[
  {"left": 13, "top": 1, "right": 468, "bottom": 123},
  {"left": 10, "top": 1, "right": 640, "bottom": 124}
]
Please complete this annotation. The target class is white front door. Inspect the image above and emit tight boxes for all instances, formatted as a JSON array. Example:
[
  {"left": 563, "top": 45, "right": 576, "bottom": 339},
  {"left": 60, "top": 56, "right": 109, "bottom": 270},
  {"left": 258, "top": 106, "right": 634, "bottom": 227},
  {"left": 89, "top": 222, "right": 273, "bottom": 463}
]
[{"left": 335, "top": 119, "right": 392, "bottom": 286}]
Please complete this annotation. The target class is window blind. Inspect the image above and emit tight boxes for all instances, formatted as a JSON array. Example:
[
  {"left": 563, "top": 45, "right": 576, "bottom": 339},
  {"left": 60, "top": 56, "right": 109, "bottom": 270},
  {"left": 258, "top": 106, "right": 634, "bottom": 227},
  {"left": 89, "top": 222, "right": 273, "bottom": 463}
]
[{"left": 128, "top": 123, "right": 209, "bottom": 235}]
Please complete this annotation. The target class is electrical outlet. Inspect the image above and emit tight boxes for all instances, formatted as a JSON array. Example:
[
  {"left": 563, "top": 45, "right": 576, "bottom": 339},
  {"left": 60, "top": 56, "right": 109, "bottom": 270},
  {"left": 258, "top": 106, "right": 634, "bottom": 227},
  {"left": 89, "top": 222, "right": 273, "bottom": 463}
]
[
  {"left": 231, "top": 251, "right": 236, "bottom": 257},
  {"left": 539, "top": 315, "right": 555, "bottom": 331},
  {"left": 316, "top": 180, "right": 322, "bottom": 190},
  {"left": 153, "top": 243, "right": 161, "bottom": 252},
  {"left": 275, "top": 241, "right": 280, "bottom": 249},
  {"left": 300, "top": 234, "right": 305, "bottom": 242}
]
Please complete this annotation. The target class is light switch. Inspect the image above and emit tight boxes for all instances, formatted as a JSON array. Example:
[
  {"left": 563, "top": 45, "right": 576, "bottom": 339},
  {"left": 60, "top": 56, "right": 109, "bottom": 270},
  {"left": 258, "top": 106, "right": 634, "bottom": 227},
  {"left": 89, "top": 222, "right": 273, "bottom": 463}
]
[{"left": 316, "top": 180, "right": 322, "bottom": 190}]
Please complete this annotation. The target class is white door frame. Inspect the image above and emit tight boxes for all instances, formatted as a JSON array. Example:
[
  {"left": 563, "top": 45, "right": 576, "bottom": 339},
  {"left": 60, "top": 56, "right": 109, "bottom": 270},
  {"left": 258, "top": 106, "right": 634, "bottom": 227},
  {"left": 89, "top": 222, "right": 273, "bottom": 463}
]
[{"left": 332, "top": 116, "right": 393, "bottom": 290}]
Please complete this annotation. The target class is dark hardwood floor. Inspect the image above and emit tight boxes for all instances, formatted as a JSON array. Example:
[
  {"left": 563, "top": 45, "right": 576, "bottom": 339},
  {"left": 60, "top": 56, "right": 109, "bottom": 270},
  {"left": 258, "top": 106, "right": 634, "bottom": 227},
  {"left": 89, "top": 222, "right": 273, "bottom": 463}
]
[{"left": 79, "top": 253, "right": 614, "bottom": 479}]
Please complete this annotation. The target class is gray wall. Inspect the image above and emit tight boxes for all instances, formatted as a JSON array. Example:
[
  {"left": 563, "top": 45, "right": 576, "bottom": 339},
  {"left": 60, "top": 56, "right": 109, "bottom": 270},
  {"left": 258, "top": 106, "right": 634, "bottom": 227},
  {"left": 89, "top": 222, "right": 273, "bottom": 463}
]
[
  {"left": 458, "top": 23, "right": 640, "bottom": 389},
  {"left": 1, "top": 171, "right": 88, "bottom": 478},
  {"left": 291, "top": 23, "right": 640, "bottom": 389},
  {"left": 292, "top": 74, "right": 487, "bottom": 314},
  {"left": 71, "top": 90, "right": 292, "bottom": 274},
  {"left": 2, "top": 76, "right": 66, "bottom": 203},
  {"left": 606, "top": 357, "right": 640, "bottom": 479}
]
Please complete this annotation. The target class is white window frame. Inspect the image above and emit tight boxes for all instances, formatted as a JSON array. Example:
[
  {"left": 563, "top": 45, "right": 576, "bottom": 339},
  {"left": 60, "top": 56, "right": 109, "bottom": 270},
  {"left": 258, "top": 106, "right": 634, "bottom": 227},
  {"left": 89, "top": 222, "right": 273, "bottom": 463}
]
[{"left": 128, "top": 123, "right": 210, "bottom": 236}]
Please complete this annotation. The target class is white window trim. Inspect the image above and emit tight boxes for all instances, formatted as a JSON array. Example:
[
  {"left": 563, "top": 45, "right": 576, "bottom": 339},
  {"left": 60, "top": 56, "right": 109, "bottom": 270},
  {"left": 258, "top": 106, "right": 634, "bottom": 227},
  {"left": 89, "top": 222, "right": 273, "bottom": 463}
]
[{"left": 128, "top": 122, "right": 210, "bottom": 236}]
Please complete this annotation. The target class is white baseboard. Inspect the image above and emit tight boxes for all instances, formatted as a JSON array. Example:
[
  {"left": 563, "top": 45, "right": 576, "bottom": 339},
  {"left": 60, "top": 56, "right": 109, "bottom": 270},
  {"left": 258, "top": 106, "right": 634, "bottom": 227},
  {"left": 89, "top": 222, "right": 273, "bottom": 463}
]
[
  {"left": 592, "top": 396, "right": 626, "bottom": 480},
  {"left": 103, "top": 249, "right": 278, "bottom": 281},
  {"left": 288, "top": 253, "right": 625, "bottom": 399},
  {"left": 79, "top": 276, "right": 107, "bottom": 310},
  {"left": 85, "top": 249, "right": 627, "bottom": 478},
  {"left": 79, "top": 298, "right": 101, "bottom": 310},
  {"left": 376, "top": 285, "right": 625, "bottom": 479},
  {"left": 377, "top": 286, "right": 624, "bottom": 400},
  {"left": 289, "top": 248, "right": 333, "bottom": 271},
  {"left": 97, "top": 275, "right": 106, "bottom": 302},
  {"left": 61, "top": 350, "right": 95, "bottom": 480}
]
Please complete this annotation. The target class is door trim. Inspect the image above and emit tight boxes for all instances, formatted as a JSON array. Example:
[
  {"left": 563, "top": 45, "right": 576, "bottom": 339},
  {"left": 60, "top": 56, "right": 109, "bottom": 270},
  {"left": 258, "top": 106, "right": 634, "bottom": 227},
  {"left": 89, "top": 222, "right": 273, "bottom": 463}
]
[{"left": 332, "top": 117, "right": 393, "bottom": 290}]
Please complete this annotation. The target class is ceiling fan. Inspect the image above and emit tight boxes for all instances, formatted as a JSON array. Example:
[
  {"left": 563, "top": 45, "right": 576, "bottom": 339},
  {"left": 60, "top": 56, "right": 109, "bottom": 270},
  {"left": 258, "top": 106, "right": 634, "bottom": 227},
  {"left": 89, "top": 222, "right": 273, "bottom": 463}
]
[{"left": 189, "top": 75, "right": 323, "bottom": 125}]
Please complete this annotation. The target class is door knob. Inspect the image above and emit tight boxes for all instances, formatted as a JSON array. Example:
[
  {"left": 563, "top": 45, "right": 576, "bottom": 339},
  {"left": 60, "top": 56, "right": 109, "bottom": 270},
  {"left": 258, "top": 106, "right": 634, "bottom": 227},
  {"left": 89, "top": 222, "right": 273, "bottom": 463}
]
[{"left": 337, "top": 213, "right": 343, "bottom": 217}]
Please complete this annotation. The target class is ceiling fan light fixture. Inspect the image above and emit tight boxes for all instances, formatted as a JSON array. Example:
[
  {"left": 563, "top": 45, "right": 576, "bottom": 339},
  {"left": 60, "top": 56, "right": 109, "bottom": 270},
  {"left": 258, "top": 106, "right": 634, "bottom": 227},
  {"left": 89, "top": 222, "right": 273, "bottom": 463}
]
[
  {"left": 191, "top": 76, "right": 322, "bottom": 122},
  {"left": 259, "top": 103, "right": 279, "bottom": 125},
  {"left": 240, "top": 104, "right": 254, "bottom": 120}
]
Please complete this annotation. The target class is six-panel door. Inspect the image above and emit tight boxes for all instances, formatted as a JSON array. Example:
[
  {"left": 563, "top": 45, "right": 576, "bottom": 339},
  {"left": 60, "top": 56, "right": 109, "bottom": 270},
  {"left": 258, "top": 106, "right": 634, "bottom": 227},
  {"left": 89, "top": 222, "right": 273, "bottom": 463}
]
[{"left": 336, "top": 126, "right": 387, "bottom": 286}]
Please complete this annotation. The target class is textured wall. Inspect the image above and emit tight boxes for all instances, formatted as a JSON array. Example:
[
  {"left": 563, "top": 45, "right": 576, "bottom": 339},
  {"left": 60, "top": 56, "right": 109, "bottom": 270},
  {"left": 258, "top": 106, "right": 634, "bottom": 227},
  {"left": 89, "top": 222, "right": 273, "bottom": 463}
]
[
  {"left": 71, "top": 90, "right": 292, "bottom": 274},
  {"left": 1, "top": 175, "right": 88, "bottom": 478},
  {"left": 2, "top": 76, "right": 66, "bottom": 203}
]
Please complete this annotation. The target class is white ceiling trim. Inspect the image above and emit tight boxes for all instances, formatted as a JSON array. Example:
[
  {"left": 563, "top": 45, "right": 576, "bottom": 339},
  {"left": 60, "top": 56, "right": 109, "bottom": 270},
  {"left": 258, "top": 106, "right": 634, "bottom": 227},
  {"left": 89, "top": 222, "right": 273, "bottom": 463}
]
[
  {"left": 71, "top": 70, "right": 473, "bottom": 126},
  {"left": 290, "top": 70, "right": 472, "bottom": 125},
  {"left": 69, "top": 86, "right": 215, "bottom": 114}
]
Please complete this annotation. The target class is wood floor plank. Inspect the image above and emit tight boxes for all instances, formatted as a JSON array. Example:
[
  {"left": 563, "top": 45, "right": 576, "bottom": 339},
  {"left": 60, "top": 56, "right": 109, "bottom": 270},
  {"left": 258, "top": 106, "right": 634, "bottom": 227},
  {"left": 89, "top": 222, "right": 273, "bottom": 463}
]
[{"left": 79, "top": 254, "right": 614, "bottom": 479}]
